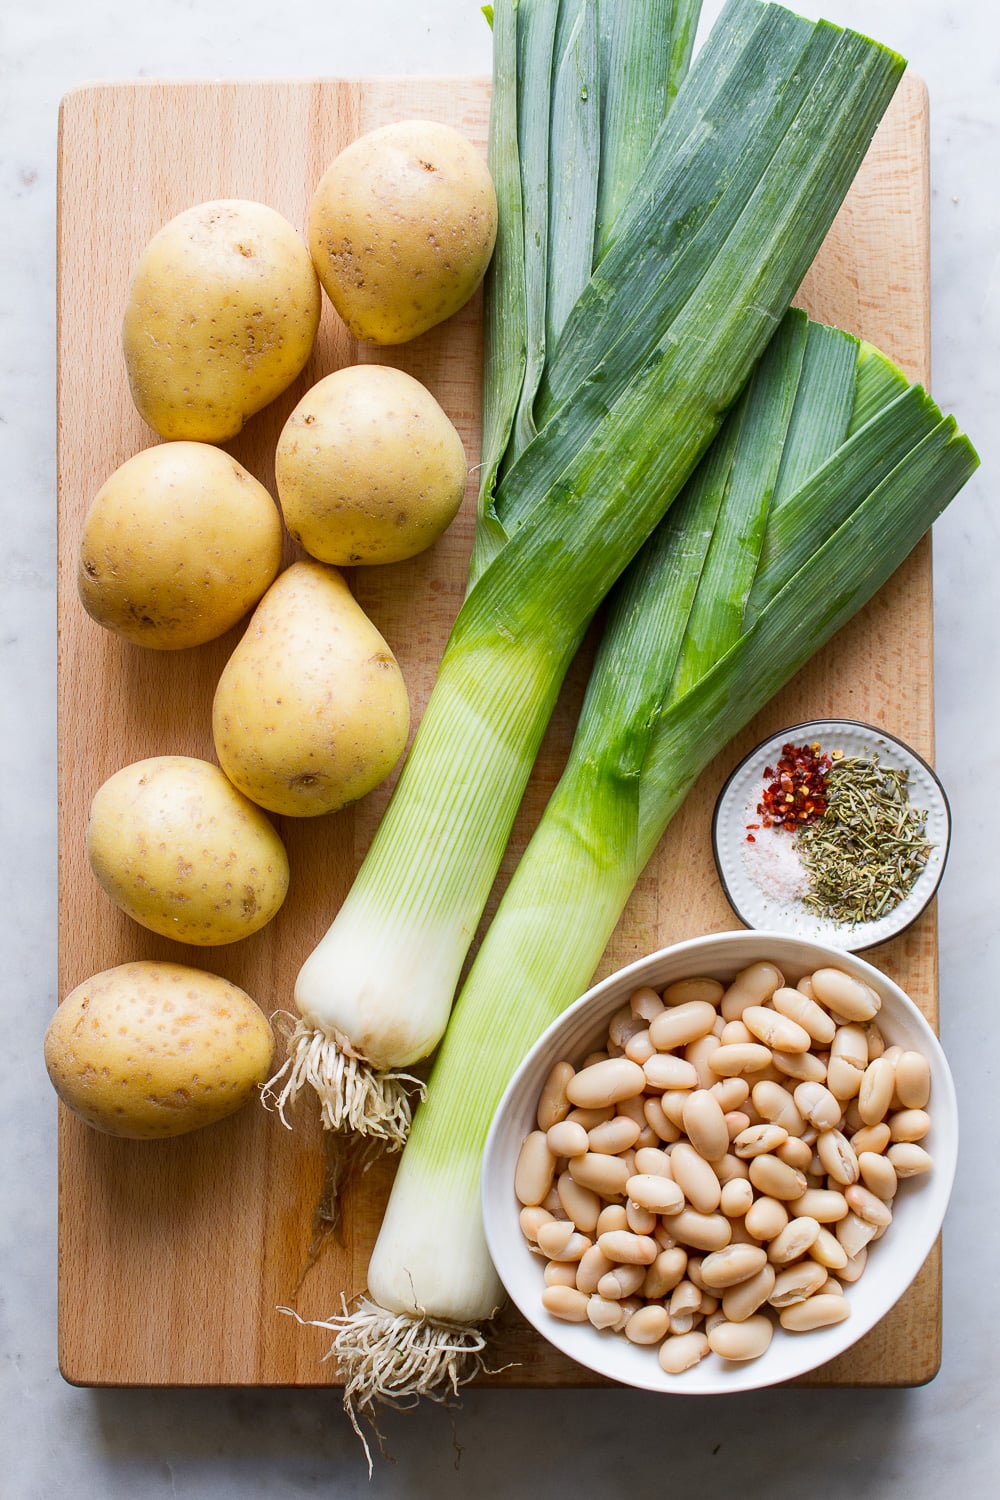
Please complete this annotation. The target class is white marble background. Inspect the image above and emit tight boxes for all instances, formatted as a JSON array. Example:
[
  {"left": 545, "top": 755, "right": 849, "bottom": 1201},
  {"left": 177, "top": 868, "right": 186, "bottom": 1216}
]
[{"left": 2, "top": 0, "right": 997, "bottom": 1495}]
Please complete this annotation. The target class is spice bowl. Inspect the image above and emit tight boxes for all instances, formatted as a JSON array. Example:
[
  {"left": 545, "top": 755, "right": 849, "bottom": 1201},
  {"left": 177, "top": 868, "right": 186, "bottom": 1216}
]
[
  {"left": 711, "top": 720, "right": 951, "bottom": 951},
  {"left": 481, "top": 930, "right": 957, "bottom": 1395}
]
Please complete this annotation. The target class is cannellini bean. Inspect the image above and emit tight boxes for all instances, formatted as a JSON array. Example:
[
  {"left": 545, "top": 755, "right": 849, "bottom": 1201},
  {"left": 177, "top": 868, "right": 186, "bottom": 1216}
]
[
  {"left": 775, "top": 1136, "right": 813, "bottom": 1172},
  {"left": 587, "top": 1115, "right": 641, "bottom": 1155},
  {"left": 709, "top": 1042, "right": 773, "bottom": 1077},
  {"left": 888, "top": 1108, "right": 931, "bottom": 1143},
  {"left": 845, "top": 1183, "right": 893, "bottom": 1228},
  {"left": 536, "top": 1221, "right": 592, "bottom": 1261},
  {"left": 663, "top": 977, "right": 724, "bottom": 1008},
  {"left": 626, "top": 1173, "right": 685, "bottom": 1216},
  {"left": 742, "top": 1006, "right": 812, "bottom": 1054},
  {"left": 708, "top": 1315, "right": 774, "bottom": 1361},
  {"left": 596, "top": 1203, "right": 628, "bottom": 1235},
  {"left": 858, "top": 1057, "right": 896, "bottom": 1125},
  {"left": 669, "top": 1279, "right": 703, "bottom": 1317},
  {"left": 566, "top": 1057, "right": 647, "bottom": 1109},
  {"left": 643, "top": 1053, "right": 701, "bottom": 1090},
  {"left": 778, "top": 1293, "right": 851, "bottom": 1331},
  {"left": 721, "top": 1263, "right": 776, "bottom": 1322},
  {"left": 807, "top": 1226, "right": 849, "bottom": 1270},
  {"left": 670, "top": 1142, "right": 723, "bottom": 1213},
  {"left": 768, "top": 1260, "right": 829, "bottom": 1307},
  {"left": 771, "top": 1049, "right": 828, "bottom": 1084},
  {"left": 720, "top": 1177, "right": 755, "bottom": 1218},
  {"left": 537, "top": 1060, "right": 575, "bottom": 1131},
  {"left": 894, "top": 1050, "right": 931, "bottom": 1109},
  {"left": 720, "top": 963, "right": 784, "bottom": 1021},
  {"left": 886, "top": 1142, "right": 933, "bottom": 1177},
  {"left": 609, "top": 1006, "right": 647, "bottom": 1049},
  {"left": 624, "top": 1030, "right": 656, "bottom": 1066},
  {"left": 597, "top": 1230, "right": 658, "bottom": 1266},
  {"left": 633, "top": 1145, "right": 673, "bottom": 1177},
  {"left": 771, "top": 986, "right": 837, "bottom": 1044},
  {"left": 685, "top": 1034, "right": 723, "bottom": 1090},
  {"left": 643, "top": 1247, "right": 688, "bottom": 1299},
  {"left": 752, "top": 1080, "right": 806, "bottom": 1135},
  {"left": 540, "top": 1184, "right": 563, "bottom": 1214},
  {"left": 597, "top": 1262, "right": 647, "bottom": 1299},
  {"left": 648, "top": 1000, "right": 719, "bottom": 1052},
  {"left": 542, "top": 1285, "right": 589, "bottom": 1322},
  {"left": 699, "top": 1244, "right": 769, "bottom": 1289},
  {"left": 720, "top": 1020, "right": 752, "bottom": 1045},
  {"left": 566, "top": 1105, "right": 614, "bottom": 1131},
  {"left": 836, "top": 1210, "right": 878, "bottom": 1258},
  {"left": 569, "top": 1152, "right": 631, "bottom": 1197},
  {"left": 726, "top": 1110, "right": 753, "bottom": 1141},
  {"left": 642, "top": 1095, "right": 681, "bottom": 1142},
  {"left": 626, "top": 1198, "right": 657, "bottom": 1235},
  {"left": 662, "top": 1208, "right": 733, "bottom": 1252},
  {"left": 858, "top": 1150, "right": 897, "bottom": 1199},
  {"left": 744, "top": 1195, "right": 789, "bottom": 1242},
  {"left": 816, "top": 1129, "right": 860, "bottom": 1185},
  {"left": 734, "top": 1122, "right": 789, "bottom": 1158},
  {"left": 575, "top": 1244, "right": 616, "bottom": 1295},
  {"left": 658, "top": 1090, "right": 690, "bottom": 1129},
  {"left": 838, "top": 1247, "right": 868, "bottom": 1283},
  {"left": 515, "top": 1131, "right": 557, "bottom": 1206},
  {"left": 547, "top": 1119, "right": 589, "bottom": 1158},
  {"left": 625, "top": 1304, "right": 670, "bottom": 1345},
  {"left": 557, "top": 1172, "right": 602, "bottom": 1232},
  {"left": 587, "top": 1295, "right": 626, "bottom": 1331},
  {"left": 712, "top": 1152, "right": 750, "bottom": 1185},
  {"left": 658, "top": 1331, "right": 711, "bottom": 1374},
  {"left": 788, "top": 1188, "right": 849, "bottom": 1223},
  {"left": 767, "top": 1216, "right": 822, "bottom": 1265},
  {"left": 630, "top": 985, "right": 666, "bottom": 1022},
  {"left": 747, "top": 1153, "right": 808, "bottom": 1201},
  {"left": 711, "top": 1077, "right": 750, "bottom": 1111},
  {"left": 793, "top": 1081, "right": 843, "bottom": 1132},
  {"left": 544, "top": 1259, "right": 579, "bottom": 1288},
  {"left": 810, "top": 968, "right": 881, "bottom": 1022},
  {"left": 850, "top": 1121, "right": 892, "bottom": 1156}
]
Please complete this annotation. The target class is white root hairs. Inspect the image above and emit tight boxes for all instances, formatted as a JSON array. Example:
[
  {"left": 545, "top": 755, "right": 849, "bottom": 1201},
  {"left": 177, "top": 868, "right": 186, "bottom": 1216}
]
[
  {"left": 280, "top": 1298, "right": 490, "bottom": 1474},
  {"left": 261, "top": 1014, "right": 425, "bottom": 1147}
]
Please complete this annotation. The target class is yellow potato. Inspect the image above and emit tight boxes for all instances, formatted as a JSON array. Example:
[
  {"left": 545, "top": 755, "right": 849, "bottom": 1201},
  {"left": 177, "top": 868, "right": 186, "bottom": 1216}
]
[
  {"left": 87, "top": 756, "right": 289, "bottom": 945},
  {"left": 122, "top": 198, "right": 321, "bottom": 442},
  {"left": 308, "top": 120, "right": 497, "bottom": 345},
  {"left": 275, "top": 364, "right": 467, "bottom": 565},
  {"left": 77, "top": 442, "right": 284, "bottom": 650},
  {"left": 44, "top": 961, "right": 274, "bottom": 1139},
  {"left": 212, "top": 561, "right": 409, "bottom": 817}
]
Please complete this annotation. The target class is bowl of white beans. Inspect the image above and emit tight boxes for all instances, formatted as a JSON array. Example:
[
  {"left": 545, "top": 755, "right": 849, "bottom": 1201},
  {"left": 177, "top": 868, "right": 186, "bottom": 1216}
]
[{"left": 481, "top": 931, "right": 957, "bottom": 1393}]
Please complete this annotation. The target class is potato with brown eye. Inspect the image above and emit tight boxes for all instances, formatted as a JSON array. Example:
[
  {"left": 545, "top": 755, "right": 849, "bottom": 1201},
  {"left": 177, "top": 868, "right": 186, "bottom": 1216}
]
[
  {"left": 307, "top": 119, "right": 498, "bottom": 345},
  {"left": 44, "top": 962, "right": 275, "bottom": 1139},
  {"left": 122, "top": 198, "right": 321, "bottom": 442},
  {"left": 275, "top": 365, "right": 468, "bottom": 566}
]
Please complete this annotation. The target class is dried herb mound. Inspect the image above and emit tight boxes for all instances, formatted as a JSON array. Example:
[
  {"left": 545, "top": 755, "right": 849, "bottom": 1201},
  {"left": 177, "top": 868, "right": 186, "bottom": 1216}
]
[{"left": 796, "top": 754, "right": 932, "bottom": 925}]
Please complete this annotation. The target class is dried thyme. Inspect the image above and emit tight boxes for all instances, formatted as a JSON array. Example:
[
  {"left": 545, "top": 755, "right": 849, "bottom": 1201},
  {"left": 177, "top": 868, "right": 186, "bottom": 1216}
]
[{"left": 796, "top": 754, "right": 932, "bottom": 925}]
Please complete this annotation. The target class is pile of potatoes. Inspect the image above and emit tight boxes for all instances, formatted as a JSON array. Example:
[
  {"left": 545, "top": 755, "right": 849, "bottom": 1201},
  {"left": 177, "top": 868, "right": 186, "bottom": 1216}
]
[{"left": 48, "top": 121, "right": 498, "bottom": 1140}]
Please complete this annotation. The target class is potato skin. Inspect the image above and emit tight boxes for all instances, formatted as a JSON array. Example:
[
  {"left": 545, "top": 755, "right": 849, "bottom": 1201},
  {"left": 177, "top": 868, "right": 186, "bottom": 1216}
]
[
  {"left": 86, "top": 756, "right": 290, "bottom": 945},
  {"left": 77, "top": 442, "right": 284, "bottom": 650},
  {"left": 275, "top": 365, "right": 467, "bottom": 565},
  {"left": 212, "top": 561, "right": 409, "bottom": 817},
  {"left": 44, "top": 961, "right": 274, "bottom": 1139},
  {"left": 308, "top": 120, "right": 497, "bottom": 345},
  {"left": 122, "top": 198, "right": 321, "bottom": 442}
]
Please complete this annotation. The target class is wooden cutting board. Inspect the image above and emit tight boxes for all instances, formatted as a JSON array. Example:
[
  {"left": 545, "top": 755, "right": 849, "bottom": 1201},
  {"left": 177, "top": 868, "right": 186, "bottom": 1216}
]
[{"left": 56, "top": 71, "right": 939, "bottom": 1388}]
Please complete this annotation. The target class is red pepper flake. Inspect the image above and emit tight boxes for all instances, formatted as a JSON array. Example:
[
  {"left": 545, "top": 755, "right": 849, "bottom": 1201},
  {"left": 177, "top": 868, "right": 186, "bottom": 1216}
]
[{"left": 753, "top": 741, "right": 831, "bottom": 833}]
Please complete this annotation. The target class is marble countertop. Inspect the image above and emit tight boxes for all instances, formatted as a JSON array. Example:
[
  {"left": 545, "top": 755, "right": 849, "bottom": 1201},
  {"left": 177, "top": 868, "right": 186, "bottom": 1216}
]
[{"left": 3, "top": 0, "right": 997, "bottom": 1494}]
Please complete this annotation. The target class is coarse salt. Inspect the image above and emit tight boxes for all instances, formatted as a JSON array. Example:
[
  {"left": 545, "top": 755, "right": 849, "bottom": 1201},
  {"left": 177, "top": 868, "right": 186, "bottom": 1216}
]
[{"left": 742, "top": 810, "right": 809, "bottom": 905}]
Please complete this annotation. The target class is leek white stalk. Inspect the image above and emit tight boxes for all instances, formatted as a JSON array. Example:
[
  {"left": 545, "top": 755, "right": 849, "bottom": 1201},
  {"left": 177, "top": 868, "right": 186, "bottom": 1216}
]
[
  {"left": 265, "top": 0, "right": 905, "bottom": 1165},
  {"left": 324, "top": 317, "right": 977, "bottom": 1422}
]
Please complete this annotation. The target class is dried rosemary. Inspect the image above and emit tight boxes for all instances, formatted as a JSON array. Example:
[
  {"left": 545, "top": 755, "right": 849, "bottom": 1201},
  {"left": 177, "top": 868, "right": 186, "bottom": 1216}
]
[{"left": 796, "top": 754, "right": 932, "bottom": 925}]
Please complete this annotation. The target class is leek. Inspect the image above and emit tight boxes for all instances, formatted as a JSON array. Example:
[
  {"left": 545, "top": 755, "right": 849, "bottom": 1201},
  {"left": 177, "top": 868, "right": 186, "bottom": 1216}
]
[
  {"left": 323, "top": 315, "right": 976, "bottom": 1428},
  {"left": 264, "top": 0, "right": 904, "bottom": 1163}
]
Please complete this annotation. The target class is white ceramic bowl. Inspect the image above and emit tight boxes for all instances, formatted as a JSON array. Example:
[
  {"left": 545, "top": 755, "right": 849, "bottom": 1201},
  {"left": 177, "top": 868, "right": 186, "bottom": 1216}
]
[{"left": 481, "top": 931, "right": 957, "bottom": 1394}]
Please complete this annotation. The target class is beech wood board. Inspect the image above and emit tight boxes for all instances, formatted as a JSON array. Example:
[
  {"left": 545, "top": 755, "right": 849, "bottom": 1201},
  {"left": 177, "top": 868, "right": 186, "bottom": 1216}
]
[{"left": 56, "top": 72, "right": 940, "bottom": 1389}]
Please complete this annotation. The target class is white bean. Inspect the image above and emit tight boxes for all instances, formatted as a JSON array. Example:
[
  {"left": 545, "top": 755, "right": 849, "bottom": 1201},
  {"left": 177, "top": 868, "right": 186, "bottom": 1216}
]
[
  {"left": 537, "top": 1060, "right": 575, "bottom": 1131},
  {"left": 648, "top": 1000, "right": 719, "bottom": 1052},
  {"left": 658, "top": 1331, "right": 711, "bottom": 1374},
  {"left": 720, "top": 963, "right": 784, "bottom": 1020},
  {"left": 566, "top": 1057, "right": 647, "bottom": 1109},
  {"left": 810, "top": 968, "right": 881, "bottom": 1022},
  {"left": 707, "top": 1315, "right": 774, "bottom": 1361},
  {"left": 515, "top": 1131, "right": 556, "bottom": 1206},
  {"left": 894, "top": 1050, "right": 931, "bottom": 1109},
  {"left": 886, "top": 1142, "right": 933, "bottom": 1177},
  {"left": 671, "top": 1142, "right": 723, "bottom": 1214},
  {"left": 625, "top": 1304, "right": 670, "bottom": 1345},
  {"left": 742, "top": 1006, "right": 812, "bottom": 1054},
  {"left": 546, "top": 1119, "right": 589, "bottom": 1158},
  {"left": 778, "top": 1293, "right": 851, "bottom": 1331},
  {"left": 541, "top": 1285, "right": 589, "bottom": 1322}
]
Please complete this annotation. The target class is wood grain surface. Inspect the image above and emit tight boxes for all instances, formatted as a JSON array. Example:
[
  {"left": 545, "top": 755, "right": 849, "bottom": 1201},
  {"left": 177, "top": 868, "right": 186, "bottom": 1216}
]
[{"left": 56, "top": 70, "right": 940, "bottom": 1388}]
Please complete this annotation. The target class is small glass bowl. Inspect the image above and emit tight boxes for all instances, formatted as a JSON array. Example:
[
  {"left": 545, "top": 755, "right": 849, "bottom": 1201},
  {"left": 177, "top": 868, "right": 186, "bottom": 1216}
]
[{"left": 711, "top": 720, "right": 950, "bottom": 952}]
